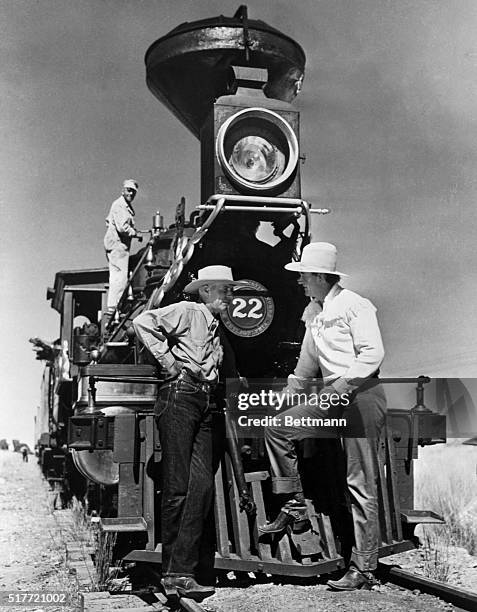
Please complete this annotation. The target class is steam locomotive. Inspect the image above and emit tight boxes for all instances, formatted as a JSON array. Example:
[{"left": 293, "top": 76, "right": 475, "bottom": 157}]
[{"left": 33, "top": 6, "right": 446, "bottom": 582}]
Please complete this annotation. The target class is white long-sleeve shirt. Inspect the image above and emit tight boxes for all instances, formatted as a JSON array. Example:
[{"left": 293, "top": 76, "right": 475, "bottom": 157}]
[{"left": 291, "top": 284, "right": 385, "bottom": 395}]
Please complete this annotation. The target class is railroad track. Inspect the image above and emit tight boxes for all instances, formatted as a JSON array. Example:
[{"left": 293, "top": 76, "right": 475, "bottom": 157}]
[
  {"left": 79, "top": 568, "right": 477, "bottom": 612},
  {"left": 177, "top": 597, "right": 209, "bottom": 612},
  {"left": 63, "top": 515, "right": 476, "bottom": 612},
  {"left": 80, "top": 589, "right": 211, "bottom": 612},
  {"left": 378, "top": 563, "right": 477, "bottom": 612},
  {"left": 77, "top": 574, "right": 477, "bottom": 612},
  {"left": 56, "top": 508, "right": 210, "bottom": 612}
]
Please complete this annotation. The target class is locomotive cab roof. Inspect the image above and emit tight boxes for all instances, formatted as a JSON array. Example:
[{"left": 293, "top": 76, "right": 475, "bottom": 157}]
[{"left": 48, "top": 268, "right": 108, "bottom": 313}]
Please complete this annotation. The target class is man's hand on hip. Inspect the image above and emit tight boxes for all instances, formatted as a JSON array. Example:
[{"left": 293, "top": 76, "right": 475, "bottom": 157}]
[{"left": 165, "top": 362, "right": 182, "bottom": 380}]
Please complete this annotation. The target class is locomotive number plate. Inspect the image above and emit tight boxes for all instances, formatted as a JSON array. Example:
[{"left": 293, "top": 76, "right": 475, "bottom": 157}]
[{"left": 221, "top": 279, "right": 274, "bottom": 337}]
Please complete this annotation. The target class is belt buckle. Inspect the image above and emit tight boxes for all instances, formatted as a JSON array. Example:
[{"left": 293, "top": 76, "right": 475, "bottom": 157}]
[{"left": 182, "top": 369, "right": 213, "bottom": 393}]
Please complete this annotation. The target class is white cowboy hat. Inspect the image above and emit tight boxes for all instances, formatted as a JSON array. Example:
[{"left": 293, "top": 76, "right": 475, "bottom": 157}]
[
  {"left": 285, "top": 242, "right": 348, "bottom": 276},
  {"left": 123, "top": 179, "right": 139, "bottom": 191},
  {"left": 184, "top": 265, "right": 249, "bottom": 294}
]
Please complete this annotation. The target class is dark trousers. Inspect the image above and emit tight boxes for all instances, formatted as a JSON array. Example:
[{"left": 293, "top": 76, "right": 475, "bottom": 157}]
[
  {"left": 156, "top": 372, "right": 215, "bottom": 578},
  {"left": 264, "top": 383, "right": 386, "bottom": 571}
]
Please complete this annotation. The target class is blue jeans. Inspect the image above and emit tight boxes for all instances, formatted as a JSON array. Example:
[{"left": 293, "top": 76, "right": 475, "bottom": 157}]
[{"left": 156, "top": 371, "right": 215, "bottom": 578}]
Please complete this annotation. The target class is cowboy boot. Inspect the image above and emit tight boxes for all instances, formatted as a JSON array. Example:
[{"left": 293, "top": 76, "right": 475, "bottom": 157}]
[
  {"left": 327, "top": 567, "right": 375, "bottom": 591},
  {"left": 161, "top": 576, "right": 215, "bottom": 601},
  {"left": 258, "top": 499, "right": 309, "bottom": 534}
]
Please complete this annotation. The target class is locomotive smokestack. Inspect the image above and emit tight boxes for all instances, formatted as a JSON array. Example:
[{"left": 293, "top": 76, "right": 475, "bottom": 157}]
[{"left": 144, "top": 8, "right": 306, "bottom": 137}]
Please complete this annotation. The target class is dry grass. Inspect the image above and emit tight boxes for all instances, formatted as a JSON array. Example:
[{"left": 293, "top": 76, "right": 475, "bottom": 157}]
[
  {"left": 413, "top": 441, "right": 477, "bottom": 582},
  {"left": 415, "top": 441, "right": 477, "bottom": 555},
  {"left": 91, "top": 519, "right": 128, "bottom": 591},
  {"left": 94, "top": 530, "right": 119, "bottom": 590},
  {"left": 70, "top": 496, "right": 94, "bottom": 543},
  {"left": 67, "top": 497, "right": 127, "bottom": 591},
  {"left": 420, "top": 528, "right": 452, "bottom": 582}
]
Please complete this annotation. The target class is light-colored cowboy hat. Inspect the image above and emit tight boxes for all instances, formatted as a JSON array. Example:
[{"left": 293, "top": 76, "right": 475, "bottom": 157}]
[
  {"left": 285, "top": 242, "right": 348, "bottom": 276},
  {"left": 184, "top": 265, "right": 249, "bottom": 294}
]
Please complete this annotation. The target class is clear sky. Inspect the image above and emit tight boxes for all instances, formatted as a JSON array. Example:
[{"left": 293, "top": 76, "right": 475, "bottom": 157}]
[{"left": 1, "top": 0, "right": 477, "bottom": 447}]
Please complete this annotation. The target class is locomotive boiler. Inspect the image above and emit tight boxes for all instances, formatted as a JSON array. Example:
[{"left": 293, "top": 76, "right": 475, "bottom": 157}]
[{"left": 33, "top": 6, "right": 446, "bottom": 583}]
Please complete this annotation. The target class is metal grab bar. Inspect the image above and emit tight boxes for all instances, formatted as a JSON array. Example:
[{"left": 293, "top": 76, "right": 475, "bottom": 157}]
[
  {"left": 198, "top": 204, "right": 303, "bottom": 213},
  {"left": 208, "top": 193, "right": 306, "bottom": 205},
  {"left": 88, "top": 376, "right": 162, "bottom": 384},
  {"left": 206, "top": 193, "right": 330, "bottom": 214}
]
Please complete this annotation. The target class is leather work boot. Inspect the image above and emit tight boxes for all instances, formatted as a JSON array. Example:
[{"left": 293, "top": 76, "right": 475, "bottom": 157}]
[
  {"left": 161, "top": 576, "right": 215, "bottom": 601},
  {"left": 327, "top": 567, "right": 375, "bottom": 591},
  {"left": 258, "top": 499, "right": 309, "bottom": 535}
]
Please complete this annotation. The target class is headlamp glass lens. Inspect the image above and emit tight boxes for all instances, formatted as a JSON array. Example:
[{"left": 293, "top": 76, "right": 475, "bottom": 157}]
[{"left": 229, "top": 136, "right": 285, "bottom": 183}]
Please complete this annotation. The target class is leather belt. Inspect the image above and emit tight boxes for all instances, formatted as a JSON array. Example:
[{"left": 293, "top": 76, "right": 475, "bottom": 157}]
[{"left": 180, "top": 369, "right": 217, "bottom": 393}]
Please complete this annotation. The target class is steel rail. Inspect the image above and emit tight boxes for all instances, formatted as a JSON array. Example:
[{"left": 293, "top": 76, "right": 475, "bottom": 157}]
[
  {"left": 378, "top": 563, "right": 477, "bottom": 611},
  {"left": 179, "top": 598, "right": 208, "bottom": 612}
]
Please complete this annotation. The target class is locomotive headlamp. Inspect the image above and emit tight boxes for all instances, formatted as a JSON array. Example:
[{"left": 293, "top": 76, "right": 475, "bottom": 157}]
[
  {"left": 216, "top": 108, "right": 299, "bottom": 193},
  {"left": 230, "top": 135, "right": 285, "bottom": 183}
]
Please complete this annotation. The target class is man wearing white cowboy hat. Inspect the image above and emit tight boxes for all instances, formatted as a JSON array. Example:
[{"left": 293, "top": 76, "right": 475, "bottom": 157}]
[
  {"left": 259, "top": 242, "right": 386, "bottom": 591},
  {"left": 103, "top": 179, "right": 140, "bottom": 313},
  {"left": 133, "top": 265, "right": 246, "bottom": 600}
]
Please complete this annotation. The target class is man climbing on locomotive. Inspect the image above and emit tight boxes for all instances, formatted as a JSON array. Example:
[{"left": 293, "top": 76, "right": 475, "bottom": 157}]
[
  {"left": 259, "top": 242, "right": 387, "bottom": 591},
  {"left": 133, "top": 265, "right": 246, "bottom": 600},
  {"left": 103, "top": 179, "right": 140, "bottom": 315}
]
